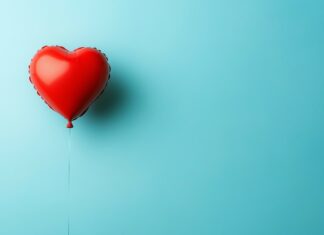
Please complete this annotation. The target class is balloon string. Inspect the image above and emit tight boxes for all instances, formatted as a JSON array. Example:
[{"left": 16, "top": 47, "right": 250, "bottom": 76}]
[{"left": 67, "top": 129, "right": 72, "bottom": 235}]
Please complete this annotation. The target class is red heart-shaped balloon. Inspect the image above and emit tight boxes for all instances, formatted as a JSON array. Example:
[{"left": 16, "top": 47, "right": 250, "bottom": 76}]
[{"left": 29, "top": 46, "right": 110, "bottom": 128}]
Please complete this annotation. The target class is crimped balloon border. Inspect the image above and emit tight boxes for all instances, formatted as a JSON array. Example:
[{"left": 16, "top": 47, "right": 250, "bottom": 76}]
[{"left": 28, "top": 45, "right": 111, "bottom": 127}]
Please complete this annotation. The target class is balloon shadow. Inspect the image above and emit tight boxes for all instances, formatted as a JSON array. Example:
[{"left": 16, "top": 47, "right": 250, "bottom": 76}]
[{"left": 87, "top": 72, "right": 130, "bottom": 123}]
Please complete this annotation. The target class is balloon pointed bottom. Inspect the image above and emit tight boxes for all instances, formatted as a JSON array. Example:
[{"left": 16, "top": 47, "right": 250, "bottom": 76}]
[{"left": 66, "top": 120, "right": 73, "bottom": 128}]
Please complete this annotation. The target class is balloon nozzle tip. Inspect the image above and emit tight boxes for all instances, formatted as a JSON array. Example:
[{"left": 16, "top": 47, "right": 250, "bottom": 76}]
[{"left": 66, "top": 120, "right": 73, "bottom": 128}]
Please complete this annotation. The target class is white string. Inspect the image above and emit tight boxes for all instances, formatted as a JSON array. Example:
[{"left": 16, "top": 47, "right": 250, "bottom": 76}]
[{"left": 67, "top": 129, "right": 72, "bottom": 235}]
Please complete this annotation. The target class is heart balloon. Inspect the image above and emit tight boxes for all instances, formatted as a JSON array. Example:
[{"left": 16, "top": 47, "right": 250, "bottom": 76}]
[{"left": 29, "top": 46, "right": 110, "bottom": 128}]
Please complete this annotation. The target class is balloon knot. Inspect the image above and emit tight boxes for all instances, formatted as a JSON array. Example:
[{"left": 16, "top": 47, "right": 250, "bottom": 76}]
[{"left": 66, "top": 120, "right": 73, "bottom": 128}]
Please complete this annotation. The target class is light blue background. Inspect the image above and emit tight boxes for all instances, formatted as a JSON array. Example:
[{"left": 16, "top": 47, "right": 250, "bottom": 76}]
[{"left": 0, "top": 0, "right": 323, "bottom": 234}]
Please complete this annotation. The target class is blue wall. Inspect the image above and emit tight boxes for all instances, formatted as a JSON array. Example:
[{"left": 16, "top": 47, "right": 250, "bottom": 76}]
[{"left": 0, "top": 0, "right": 323, "bottom": 234}]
